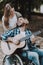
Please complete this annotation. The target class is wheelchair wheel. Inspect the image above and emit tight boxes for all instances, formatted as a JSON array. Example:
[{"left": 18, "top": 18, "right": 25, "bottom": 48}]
[
  {"left": 27, "top": 62, "right": 35, "bottom": 65},
  {"left": 23, "top": 60, "right": 35, "bottom": 65},
  {"left": 3, "top": 54, "right": 23, "bottom": 65}
]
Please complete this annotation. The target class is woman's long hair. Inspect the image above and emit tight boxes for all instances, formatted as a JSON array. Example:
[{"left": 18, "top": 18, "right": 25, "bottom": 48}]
[{"left": 4, "top": 4, "right": 11, "bottom": 28}]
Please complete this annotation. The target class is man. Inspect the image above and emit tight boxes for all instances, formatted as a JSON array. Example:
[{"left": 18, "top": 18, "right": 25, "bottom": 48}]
[{"left": 0, "top": 17, "right": 43, "bottom": 65}]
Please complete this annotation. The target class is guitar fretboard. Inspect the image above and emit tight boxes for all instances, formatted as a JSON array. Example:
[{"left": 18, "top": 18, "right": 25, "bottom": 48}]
[{"left": 19, "top": 30, "right": 41, "bottom": 42}]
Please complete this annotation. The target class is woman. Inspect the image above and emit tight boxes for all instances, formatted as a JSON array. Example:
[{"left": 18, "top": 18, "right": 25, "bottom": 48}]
[{"left": 2, "top": 3, "right": 22, "bottom": 32}]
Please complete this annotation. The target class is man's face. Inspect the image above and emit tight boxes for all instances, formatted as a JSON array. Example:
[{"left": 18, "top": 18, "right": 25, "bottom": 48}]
[{"left": 17, "top": 17, "right": 24, "bottom": 26}]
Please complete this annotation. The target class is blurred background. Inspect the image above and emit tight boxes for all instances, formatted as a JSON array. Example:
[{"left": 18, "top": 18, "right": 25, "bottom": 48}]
[{"left": 0, "top": 0, "right": 43, "bottom": 36}]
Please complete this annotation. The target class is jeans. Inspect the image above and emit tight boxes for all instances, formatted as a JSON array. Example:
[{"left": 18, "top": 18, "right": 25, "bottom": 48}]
[
  {"left": 4, "top": 48, "right": 43, "bottom": 65},
  {"left": 32, "top": 48, "right": 43, "bottom": 65},
  {"left": 22, "top": 48, "right": 43, "bottom": 65}
]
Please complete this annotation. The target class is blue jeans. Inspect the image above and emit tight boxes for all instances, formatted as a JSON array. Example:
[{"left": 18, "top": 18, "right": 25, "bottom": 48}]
[
  {"left": 4, "top": 48, "right": 43, "bottom": 65},
  {"left": 22, "top": 48, "right": 43, "bottom": 65},
  {"left": 32, "top": 48, "right": 43, "bottom": 65}
]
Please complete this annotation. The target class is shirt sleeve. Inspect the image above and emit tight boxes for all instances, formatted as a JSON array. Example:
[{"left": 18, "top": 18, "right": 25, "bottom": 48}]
[
  {"left": 1, "top": 30, "right": 14, "bottom": 40},
  {"left": 27, "top": 30, "right": 32, "bottom": 36}
]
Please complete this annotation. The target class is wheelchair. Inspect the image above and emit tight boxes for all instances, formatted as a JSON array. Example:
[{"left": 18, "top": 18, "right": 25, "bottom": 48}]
[{"left": 3, "top": 50, "right": 35, "bottom": 65}]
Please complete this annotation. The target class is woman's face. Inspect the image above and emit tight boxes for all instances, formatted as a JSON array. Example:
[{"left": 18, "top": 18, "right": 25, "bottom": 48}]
[
  {"left": 4, "top": 4, "right": 11, "bottom": 16},
  {"left": 10, "top": 8, "right": 15, "bottom": 15}
]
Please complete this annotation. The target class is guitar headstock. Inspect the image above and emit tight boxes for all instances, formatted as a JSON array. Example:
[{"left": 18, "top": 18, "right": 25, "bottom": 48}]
[
  {"left": 35, "top": 29, "right": 43, "bottom": 35},
  {"left": 33, "top": 29, "right": 43, "bottom": 36}
]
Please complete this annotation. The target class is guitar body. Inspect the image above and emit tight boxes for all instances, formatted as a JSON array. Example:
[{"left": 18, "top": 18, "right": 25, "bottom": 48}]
[{"left": 1, "top": 32, "right": 25, "bottom": 55}]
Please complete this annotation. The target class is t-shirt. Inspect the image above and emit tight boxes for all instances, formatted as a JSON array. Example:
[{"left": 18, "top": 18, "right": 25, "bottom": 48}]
[
  {"left": 2, "top": 15, "right": 17, "bottom": 32},
  {"left": 2, "top": 11, "right": 22, "bottom": 32},
  {"left": 9, "top": 14, "right": 17, "bottom": 28}
]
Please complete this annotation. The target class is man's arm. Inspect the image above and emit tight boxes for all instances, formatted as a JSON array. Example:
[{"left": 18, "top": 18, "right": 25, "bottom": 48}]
[{"left": 1, "top": 29, "right": 14, "bottom": 40}]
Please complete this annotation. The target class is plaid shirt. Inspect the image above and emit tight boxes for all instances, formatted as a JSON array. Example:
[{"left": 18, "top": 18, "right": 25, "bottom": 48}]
[{"left": 1, "top": 28, "right": 33, "bottom": 50}]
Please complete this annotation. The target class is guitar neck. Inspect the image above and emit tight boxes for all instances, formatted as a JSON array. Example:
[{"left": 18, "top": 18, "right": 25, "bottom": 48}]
[
  {"left": 33, "top": 31, "right": 41, "bottom": 36},
  {"left": 19, "top": 30, "right": 42, "bottom": 42},
  {"left": 19, "top": 35, "right": 30, "bottom": 42}
]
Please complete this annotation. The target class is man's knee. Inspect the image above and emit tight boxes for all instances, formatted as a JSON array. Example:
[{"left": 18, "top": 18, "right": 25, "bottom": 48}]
[
  {"left": 33, "top": 52, "right": 39, "bottom": 58},
  {"left": 28, "top": 52, "right": 39, "bottom": 59}
]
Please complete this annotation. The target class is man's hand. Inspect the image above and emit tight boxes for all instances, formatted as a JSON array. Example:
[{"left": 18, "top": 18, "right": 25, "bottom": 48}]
[
  {"left": 30, "top": 35, "right": 36, "bottom": 44},
  {"left": 8, "top": 37, "right": 20, "bottom": 45},
  {"left": 7, "top": 37, "right": 14, "bottom": 43},
  {"left": 14, "top": 40, "right": 20, "bottom": 45},
  {"left": 8, "top": 37, "right": 13, "bottom": 41}
]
